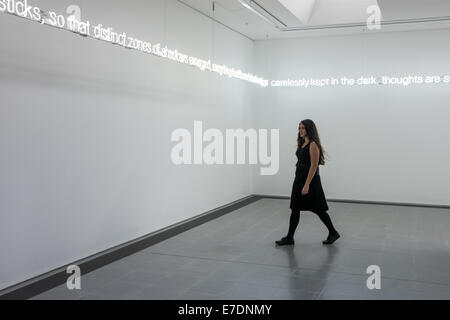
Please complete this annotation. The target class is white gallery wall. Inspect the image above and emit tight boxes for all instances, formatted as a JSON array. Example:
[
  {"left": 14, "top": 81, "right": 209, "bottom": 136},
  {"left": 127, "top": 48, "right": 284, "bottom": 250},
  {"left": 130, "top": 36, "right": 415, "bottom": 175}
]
[
  {"left": 0, "top": 0, "right": 254, "bottom": 290},
  {"left": 252, "top": 29, "right": 450, "bottom": 206}
]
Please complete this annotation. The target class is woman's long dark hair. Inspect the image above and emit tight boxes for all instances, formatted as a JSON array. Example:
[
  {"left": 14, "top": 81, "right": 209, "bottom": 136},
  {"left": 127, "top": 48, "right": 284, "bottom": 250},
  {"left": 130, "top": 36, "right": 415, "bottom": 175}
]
[{"left": 297, "top": 119, "right": 326, "bottom": 165}]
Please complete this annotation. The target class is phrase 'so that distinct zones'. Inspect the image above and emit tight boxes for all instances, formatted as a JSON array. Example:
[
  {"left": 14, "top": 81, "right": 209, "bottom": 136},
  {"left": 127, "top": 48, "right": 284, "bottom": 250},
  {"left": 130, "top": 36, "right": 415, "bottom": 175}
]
[{"left": 1, "top": 1, "right": 268, "bottom": 86}]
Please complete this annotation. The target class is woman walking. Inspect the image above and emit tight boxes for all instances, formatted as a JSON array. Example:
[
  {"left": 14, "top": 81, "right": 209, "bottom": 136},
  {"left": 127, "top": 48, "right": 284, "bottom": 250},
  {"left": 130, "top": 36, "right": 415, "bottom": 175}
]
[{"left": 276, "top": 119, "right": 340, "bottom": 246}]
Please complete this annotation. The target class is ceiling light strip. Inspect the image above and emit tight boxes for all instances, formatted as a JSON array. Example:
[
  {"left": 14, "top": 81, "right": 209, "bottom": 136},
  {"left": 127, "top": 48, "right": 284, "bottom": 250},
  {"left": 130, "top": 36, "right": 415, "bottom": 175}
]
[
  {"left": 249, "top": 0, "right": 287, "bottom": 27},
  {"left": 281, "top": 15, "right": 450, "bottom": 32}
]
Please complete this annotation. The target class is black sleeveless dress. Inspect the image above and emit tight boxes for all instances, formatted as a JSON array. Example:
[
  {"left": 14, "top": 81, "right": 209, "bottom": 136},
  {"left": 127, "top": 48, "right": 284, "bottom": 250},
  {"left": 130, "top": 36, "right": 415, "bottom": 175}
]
[{"left": 289, "top": 141, "right": 329, "bottom": 212}]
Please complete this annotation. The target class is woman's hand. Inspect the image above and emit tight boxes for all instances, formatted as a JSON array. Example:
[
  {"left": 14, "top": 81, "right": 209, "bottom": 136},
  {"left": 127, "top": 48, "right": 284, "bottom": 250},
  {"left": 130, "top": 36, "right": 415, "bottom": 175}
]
[{"left": 302, "top": 184, "right": 310, "bottom": 195}]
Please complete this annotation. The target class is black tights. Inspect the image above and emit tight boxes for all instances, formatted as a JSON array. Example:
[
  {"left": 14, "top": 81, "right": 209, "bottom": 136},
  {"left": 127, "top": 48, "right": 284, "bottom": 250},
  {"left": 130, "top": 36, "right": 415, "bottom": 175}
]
[{"left": 286, "top": 209, "right": 337, "bottom": 239}]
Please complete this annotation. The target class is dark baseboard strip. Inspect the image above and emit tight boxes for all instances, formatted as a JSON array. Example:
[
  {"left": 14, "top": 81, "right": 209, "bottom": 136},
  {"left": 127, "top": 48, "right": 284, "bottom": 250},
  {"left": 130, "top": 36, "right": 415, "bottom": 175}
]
[
  {"left": 0, "top": 195, "right": 262, "bottom": 300},
  {"left": 254, "top": 194, "right": 450, "bottom": 209}
]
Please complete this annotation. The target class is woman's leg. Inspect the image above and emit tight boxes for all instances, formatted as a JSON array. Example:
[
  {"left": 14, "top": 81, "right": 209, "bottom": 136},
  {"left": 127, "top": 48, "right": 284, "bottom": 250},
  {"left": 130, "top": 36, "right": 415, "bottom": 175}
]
[
  {"left": 312, "top": 210, "right": 338, "bottom": 236},
  {"left": 286, "top": 209, "right": 301, "bottom": 239}
]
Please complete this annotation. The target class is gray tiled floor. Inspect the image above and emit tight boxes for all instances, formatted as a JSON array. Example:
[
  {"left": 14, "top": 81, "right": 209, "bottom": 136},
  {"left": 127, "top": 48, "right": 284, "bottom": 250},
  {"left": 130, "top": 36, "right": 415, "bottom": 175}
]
[{"left": 30, "top": 199, "right": 450, "bottom": 300}]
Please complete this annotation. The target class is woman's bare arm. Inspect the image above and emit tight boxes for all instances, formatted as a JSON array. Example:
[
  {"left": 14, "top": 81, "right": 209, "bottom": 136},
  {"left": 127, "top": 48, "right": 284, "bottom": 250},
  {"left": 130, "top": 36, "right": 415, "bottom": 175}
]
[{"left": 304, "top": 142, "right": 319, "bottom": 186}]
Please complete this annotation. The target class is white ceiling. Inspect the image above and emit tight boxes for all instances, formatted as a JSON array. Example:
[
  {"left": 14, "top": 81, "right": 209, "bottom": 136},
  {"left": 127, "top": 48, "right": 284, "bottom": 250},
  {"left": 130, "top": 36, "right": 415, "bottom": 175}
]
[{"left": 178, "top": 0, "right": 450, "bottom": 40}]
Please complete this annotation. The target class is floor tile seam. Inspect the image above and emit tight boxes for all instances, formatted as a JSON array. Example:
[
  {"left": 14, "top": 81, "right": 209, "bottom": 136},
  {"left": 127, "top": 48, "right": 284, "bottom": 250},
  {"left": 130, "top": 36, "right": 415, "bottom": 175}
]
[{"left": 147, "top": 251, "right": 450, "bottom": 288}]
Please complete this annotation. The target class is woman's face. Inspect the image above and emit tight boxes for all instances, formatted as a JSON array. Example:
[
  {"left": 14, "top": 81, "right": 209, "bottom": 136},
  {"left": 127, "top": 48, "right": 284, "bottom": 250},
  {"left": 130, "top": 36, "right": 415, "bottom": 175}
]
[{"left": 299, "top": 123, "right": 307, "bottom": 138}]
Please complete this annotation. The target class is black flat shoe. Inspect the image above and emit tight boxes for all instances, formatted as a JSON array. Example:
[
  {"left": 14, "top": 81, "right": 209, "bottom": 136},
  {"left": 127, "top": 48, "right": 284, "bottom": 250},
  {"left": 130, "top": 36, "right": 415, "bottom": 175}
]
[
  {"left": 322, "top": 232, "right": 340, "bottom": 245},
  {"left": 275, "top": 237, "right": 295, "bottom": 246}
]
